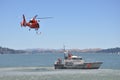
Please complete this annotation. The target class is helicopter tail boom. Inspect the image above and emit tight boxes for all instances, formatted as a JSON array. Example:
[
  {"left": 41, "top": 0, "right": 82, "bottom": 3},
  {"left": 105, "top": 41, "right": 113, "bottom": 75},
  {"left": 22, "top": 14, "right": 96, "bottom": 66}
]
[{"left": 21, "top": 14, "right": 27, "bottom": 27}]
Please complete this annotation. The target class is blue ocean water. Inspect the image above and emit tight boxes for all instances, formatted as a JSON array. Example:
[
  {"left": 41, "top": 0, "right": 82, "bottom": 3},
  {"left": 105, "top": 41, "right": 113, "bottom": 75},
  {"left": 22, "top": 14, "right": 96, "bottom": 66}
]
[
  {"left": 0, "top": 53, "right": 120, "bottom": 69},
  {"left": 0, "top": 53, "right": 120, "bottom": 80}
]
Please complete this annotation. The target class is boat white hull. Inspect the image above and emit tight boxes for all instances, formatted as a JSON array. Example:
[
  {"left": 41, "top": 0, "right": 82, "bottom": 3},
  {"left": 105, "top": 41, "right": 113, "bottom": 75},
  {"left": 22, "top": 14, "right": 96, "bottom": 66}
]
[{"left": 54, "top": 62, "right": 103, "bottom": 69}]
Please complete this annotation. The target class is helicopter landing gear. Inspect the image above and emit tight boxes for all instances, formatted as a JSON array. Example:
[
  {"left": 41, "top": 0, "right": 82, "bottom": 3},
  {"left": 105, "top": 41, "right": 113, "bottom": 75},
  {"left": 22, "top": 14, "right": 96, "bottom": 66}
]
[
  {"left": 29, "top": 29, "right": 31, "bottom": 31},
  {"left": 35, "top": 29, "right": 41, "bottom": 34},
  {"left": 36, "top": 31, "right": 41, "bottom": 35}
]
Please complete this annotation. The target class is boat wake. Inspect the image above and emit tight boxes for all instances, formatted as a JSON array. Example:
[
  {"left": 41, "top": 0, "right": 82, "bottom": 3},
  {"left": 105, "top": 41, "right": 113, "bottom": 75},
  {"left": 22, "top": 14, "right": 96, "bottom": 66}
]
[{"left": 0, "top": 67, "right": 120, "bottom": 80}]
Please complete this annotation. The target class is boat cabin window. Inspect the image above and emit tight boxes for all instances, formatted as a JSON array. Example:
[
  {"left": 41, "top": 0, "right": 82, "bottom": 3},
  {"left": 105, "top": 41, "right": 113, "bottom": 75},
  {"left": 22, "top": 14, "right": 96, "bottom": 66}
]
[{"left": 72, "top": 58, "right": 82, "bottom": 60}]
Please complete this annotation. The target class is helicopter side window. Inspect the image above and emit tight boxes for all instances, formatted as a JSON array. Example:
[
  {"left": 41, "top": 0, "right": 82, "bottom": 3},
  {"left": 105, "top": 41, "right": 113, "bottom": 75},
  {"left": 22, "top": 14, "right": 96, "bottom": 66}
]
[{"left": 29, "top": 20, "right": 33, "bottom": 23}]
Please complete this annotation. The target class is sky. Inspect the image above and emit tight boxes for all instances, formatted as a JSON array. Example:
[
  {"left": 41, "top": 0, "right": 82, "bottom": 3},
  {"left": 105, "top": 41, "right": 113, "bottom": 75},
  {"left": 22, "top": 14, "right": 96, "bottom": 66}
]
[{"left": 0, "top": 0, "right": 120, "bottom": 49}]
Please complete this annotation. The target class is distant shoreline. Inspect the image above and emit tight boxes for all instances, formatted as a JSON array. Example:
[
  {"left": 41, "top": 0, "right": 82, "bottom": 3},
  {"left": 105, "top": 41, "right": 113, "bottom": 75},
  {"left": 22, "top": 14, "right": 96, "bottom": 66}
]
[{"left": 0, "top": 46, "right": 120, "bottom": 54}]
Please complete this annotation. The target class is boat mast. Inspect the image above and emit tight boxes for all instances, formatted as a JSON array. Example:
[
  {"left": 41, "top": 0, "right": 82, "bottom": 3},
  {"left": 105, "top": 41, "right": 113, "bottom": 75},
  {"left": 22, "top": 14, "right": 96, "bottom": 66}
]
[{"left": 63, "top": 45, "right": 67, "bottom": 59}]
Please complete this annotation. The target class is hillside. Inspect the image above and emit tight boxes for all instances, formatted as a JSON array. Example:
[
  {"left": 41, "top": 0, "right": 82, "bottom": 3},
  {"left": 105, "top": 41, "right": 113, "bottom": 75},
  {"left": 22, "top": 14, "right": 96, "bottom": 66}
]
[
  {"left": 0, "top": 47, "right": 26, "bottom": 54},
  {"left": 96, "top": 47, "right": 120, "bottom": 53}
]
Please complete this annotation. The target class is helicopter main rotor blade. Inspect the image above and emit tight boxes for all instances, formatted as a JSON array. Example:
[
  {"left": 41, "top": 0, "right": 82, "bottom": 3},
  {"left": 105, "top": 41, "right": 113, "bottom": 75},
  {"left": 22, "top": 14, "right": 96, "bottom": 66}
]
[
  {"left": 37, "top": 17, "right": 53, "bottom": 19},
  {"left": 33, "top": 15, "right": 38, "bottom": 19}
]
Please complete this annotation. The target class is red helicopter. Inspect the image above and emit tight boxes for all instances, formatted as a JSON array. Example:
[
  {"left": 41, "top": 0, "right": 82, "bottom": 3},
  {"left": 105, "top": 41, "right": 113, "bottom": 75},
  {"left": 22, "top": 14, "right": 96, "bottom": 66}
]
[{"left": 20, "top": 14, "right": 52, "bottom": 34}]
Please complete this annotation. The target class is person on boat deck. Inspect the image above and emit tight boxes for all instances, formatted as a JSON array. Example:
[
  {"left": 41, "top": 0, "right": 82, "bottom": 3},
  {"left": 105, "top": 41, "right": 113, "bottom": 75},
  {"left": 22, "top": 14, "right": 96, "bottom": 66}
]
[
  {"left": 68, "top": 52, "right": 72, "bottom": 59},
  {"left": 57, "top": 58, "right": 62, "bottom": 64}
]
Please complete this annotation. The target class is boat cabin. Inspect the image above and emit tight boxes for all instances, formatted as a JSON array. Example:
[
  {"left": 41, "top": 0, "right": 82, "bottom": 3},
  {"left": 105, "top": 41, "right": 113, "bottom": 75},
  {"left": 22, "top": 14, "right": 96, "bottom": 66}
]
[{"left": 70, "top": 56, "right": 82, "bottom": 60}]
